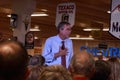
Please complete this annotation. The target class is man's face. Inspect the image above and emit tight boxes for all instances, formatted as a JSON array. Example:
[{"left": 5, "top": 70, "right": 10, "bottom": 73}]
[{"left": 60, "top": 24, "right": 72, "bottom": 39}]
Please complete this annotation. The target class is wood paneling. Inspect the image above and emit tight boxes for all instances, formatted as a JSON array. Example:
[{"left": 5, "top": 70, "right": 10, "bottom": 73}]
[{"left": 0, "top": 0, "right": 119, "bottom": 42}]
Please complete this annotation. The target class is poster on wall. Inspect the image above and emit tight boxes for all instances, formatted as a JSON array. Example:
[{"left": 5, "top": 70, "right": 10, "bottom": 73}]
[
  {"left": 55, "top": 2, "right": 76, "bottom": 27},
  {"left": 109, "top": 0, "right": 120, "bottom": 39},
  {"left": 10, "top": 14, "right": 18, "bottom": 28},
  {"left": 25, "top": 31, "right": 34, "bottom": 49}
]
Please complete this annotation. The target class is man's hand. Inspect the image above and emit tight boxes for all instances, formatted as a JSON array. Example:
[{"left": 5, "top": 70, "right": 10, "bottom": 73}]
[
  {"left": 54, "top": 48, "right": 68, "bottom": 58},
  {"left": 59, "top": 48, "right": 68, "bottom": 56}
]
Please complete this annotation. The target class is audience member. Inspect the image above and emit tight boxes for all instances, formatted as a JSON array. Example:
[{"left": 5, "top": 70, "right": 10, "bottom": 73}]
[
  {"left": 28, "top": 55, "right": 46, "bottom": 80},
  {"left": 38, "top": 65, "right": 72, "bottom": 80},
  {"left": 90, "top": 60, "right": 111, "bottom": 80},
  {"left": 108, "top": 57, "right": 120, "bottom": 80},
  {"left": 29, "top": 55, "right": 45, "bottom": 66},
  {"left": 38, "top": 55, "right": 46, "bottom": 66},
  {"left": 28, "top": 65, "right": 43, "bottom": 80},
  {"left": 0, "top": 41, "right": 29, "bottom": 80},
  {"left": 70, "top": 51, "right": 95, "bottom": 80}
]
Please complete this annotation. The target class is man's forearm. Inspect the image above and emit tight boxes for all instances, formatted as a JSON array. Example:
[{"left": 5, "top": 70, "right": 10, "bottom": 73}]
[{"left": 54, "top": 52, "right": 61, "bottom": 58}]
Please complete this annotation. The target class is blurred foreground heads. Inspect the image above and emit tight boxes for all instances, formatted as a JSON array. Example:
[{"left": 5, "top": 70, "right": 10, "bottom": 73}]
[
  {"left": 0, "top": 41, "right": 29, "bottom": 80},
  {"left": 28, "top": 55, "right": 46, "bottom": 80},
  {"left": 108, "top": 57, "right": 120, "bottom": 80},
  {"left": 70, "top": 51, "right": 95, "bottom": 80},
  {"left": 38, "top": 65, "right": 72, "bottom": 80},
  {"left": 91, "top": 60, "right": 111, "bottom": 80}
]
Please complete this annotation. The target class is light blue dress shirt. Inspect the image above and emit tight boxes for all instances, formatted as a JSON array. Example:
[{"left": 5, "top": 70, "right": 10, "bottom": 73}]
[{"left": 42, "top": 35, "right": 73, "bottom": 68}]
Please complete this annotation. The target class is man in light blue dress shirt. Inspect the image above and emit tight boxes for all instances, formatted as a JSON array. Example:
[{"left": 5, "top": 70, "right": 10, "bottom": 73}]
[{"left": 42, "top": 22, "right": 73, "bottom": 68}]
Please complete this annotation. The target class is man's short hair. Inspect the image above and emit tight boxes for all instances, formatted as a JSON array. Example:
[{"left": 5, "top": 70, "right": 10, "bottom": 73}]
[
  {"left": 57, "top": 22, "right": 70, "bottom": 32},
  {"left": 91, "top": 60, "right": 111, "bottom": 80},
  {"left": 0, "top": 41, "right": 29, "bottom": 80},
  {"left": 70, "top": 51, "right": 95, "bottom": 77},
  {"left": 29, "top": 55, "right": 45, "bottom": 66}
]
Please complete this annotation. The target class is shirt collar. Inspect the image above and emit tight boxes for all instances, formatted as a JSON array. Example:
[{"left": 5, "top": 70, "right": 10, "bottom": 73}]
[
  {"left": 56, "top": 35, "right": 64, "bottom": 43},
  {"left": 56, "top": 35, "right": 68, "bottom": 42}
]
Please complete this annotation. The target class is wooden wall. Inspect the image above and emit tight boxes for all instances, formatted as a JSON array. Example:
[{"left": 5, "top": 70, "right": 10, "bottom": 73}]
[
  {"left": 72, "top": 40, "right": 120, "bottom": 55},
  {"left": 41, "top": 39, "right": 120, "bottom": 55}
]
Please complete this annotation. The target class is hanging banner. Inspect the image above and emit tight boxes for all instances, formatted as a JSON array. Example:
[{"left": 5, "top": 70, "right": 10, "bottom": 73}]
[
  {"left": 109, "top": 0, "right": 120, "bottom": 39},
  {"left": 55, "top": 2, "right": 76, "bottom": 27}
]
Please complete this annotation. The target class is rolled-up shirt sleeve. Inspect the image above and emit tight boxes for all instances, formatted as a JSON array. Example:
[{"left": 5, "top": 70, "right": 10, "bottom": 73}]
[{"left": 42, "top": 39, "right": 55, "bottom": 63}]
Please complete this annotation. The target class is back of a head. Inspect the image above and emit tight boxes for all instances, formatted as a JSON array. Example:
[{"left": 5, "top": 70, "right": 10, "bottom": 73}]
[
  {"left": 30, "top": 55, "right": 45, "bottom": 66},
  {"left": 28, "top": 55, "right": 45, "bottom": 80},
  {"left": 70, "top": 51, "right": 95, "bottom": 78},
  {"left": 91, "top": 60, "right": 111, "bottom": 80},
  {"left": 28, "top": 65, "right": 43, "bottom": 80},
  {"left": 0, "top": 41, "right": 29, "bottom": 80},
  {"left": 108, "top": 57, "right": 120, "bottom": 80},
  {"left": 35, "top": 55, "right": 45, "bottom": 66},
  {"left": 38, "top": 65, "right": 72, "bottom": 80},
  {"left": 38, "top": 55, "right": 45, "bottom": 66}
]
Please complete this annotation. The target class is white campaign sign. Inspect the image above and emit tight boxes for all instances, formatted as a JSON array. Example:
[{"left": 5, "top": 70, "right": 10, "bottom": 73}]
[
  {"left": 55, "top": 2, "right": 76, "bottom": 27},
  {"left": 109, "top": 0, "right": 120, "bottom": 39}
]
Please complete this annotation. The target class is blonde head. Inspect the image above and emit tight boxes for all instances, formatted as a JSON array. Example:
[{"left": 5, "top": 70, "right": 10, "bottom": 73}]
[{"left": 38, "top": 65, "right": 72, "bottom": 80}]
